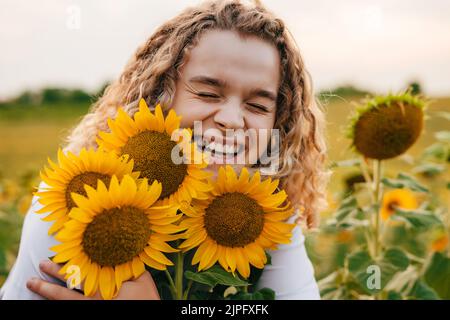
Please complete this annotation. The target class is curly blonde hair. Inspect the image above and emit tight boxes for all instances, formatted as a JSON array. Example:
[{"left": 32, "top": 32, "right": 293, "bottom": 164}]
[{"left": 64, "top": 0, "right": 330, "bottom": 228}]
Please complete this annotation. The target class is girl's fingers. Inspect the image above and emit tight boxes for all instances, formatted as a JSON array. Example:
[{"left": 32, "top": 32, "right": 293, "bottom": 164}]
[
  {"left": 26, "top": 278, "right": 89, "bottom": 300},
  {"left": 39, "top": 260, "right": 66, "bottom": 283},
  {"left": 39, "top": 260, "right": 86, "bottom": 293}
]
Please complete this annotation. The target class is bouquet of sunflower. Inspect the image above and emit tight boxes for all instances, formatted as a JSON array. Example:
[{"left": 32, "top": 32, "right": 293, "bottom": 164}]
[{"left": 35, "top": 99, "right": 296, "bottom": 300}]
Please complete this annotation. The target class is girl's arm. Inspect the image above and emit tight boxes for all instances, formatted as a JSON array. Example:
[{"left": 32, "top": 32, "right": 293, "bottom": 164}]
[{"left": 256, "top": 214, "right": 321, "bottom": 300}]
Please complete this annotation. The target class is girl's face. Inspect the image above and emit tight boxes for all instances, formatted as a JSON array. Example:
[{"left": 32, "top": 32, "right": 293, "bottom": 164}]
[{"left": 171, "top": 29, "right": 280, "bottom": 174}]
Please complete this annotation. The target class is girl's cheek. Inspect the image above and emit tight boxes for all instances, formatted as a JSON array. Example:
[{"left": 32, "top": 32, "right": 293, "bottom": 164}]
[{"left": 181, "top": 105, "right": 216, "bottom": 128}]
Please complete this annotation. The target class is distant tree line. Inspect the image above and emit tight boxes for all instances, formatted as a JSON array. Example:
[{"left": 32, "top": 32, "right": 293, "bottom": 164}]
[
  {"left": 1, "top": 81, "right": 422, "bottom": 107},
  {"left": 0, "top": 82, "right": 110, "bottom": 107},
  {"left": 317, "top": 81, "right": 423, "bottom": 103}
]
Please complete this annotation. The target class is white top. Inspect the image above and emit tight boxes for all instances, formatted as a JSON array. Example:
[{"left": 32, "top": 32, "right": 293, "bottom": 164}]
[{"left": 0, "top": 183, "right": 320, "bottom": 300}]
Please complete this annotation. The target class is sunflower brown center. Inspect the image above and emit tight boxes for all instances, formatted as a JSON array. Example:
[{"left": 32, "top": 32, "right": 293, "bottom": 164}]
[
  {"left": 353, "top": 102, "right": 423, "bottom": 160},
  {"left": 82, "top": 206, "right": 151, "bottom": 267},
  {"left": 387, "top": 201, "right": 400, "bottom": 213},
  {"left": 65, "top": 172, "right": 111, "bottom": 210},
  {"left": 204, "top": 192, "right": 265, "bottom": 247},
  {"left": 121, "top": 130, "right": 187, "bottom": 199}
]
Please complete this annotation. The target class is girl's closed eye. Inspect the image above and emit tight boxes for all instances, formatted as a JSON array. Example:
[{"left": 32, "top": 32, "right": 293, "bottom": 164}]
[
  {"left": 246, "top": 102, "right": 270, "bottom": 113},
  {"left": 196, "top": 91, "right": 221, "bottom": 99}
]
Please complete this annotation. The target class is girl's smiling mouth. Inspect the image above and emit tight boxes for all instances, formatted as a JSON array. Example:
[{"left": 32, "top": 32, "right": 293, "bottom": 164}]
[{"left": 192, "top": 135, "right": 247, "bottom": 164}]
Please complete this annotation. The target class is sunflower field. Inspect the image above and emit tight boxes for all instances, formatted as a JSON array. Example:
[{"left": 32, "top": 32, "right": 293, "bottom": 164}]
[{"left": 0, "top": 87, "right": 448, "bottom": 299}]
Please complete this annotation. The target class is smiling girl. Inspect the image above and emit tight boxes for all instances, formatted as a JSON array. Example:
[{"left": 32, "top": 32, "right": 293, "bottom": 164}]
[{"left": 1, "top": 0, "right": 330, "bottom": 300}]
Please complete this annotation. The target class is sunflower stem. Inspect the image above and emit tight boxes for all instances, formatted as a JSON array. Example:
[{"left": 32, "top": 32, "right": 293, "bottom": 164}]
[
  {"left": 175, "top": 250, "right": 184, "bottom": 300},
  {"left": 183, "top": 280, "right": 193, "bottom": 300},
  {"left": 164, "top": 269, "right": 176, "bottom": 298},
  {"left": 373, "top": 159, "right": 382, "bottom": 259},
  {"left": 360, "top": 156, "right": 375, "bottom": 203},
  {"left": 372, "top": 159, "right": 383, "bottom": 300}
]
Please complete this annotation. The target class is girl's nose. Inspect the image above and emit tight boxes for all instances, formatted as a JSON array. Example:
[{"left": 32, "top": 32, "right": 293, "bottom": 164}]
[{"left": 213, "top": 100, "right": 245, "bottom": 130}]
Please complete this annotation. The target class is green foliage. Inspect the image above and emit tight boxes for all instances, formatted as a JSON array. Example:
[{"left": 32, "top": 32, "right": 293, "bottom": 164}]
[
  {"left": 183, "top": 253, "right": 272, "bottom": 300},
  {"left": 382, "top": 173, "right": 429, "bottom": 193},
  {"left": 229, "top": 288, "right": 275, "bottom": 300},
  {"left": 347, "top": 248, "right": 409, "bottom": 294},
  {"left": 392, "top": 208, "right": 443, "bottom": 230},
  {"left": 314, "top": 92, "right": 449, "bottom": 300},
  {"left": 408, "top": 280, "right": 440, "bottom": 300},
  {"left": 407, "top": 81, "right": 423, "bottom": 95},
  {"left": 184, "top": 266, "right": 249, "bottom": 289},
  {"left": 424, "top": 252, "right": 450, "bottom": 299},
  {"left": 318, "top": 85, "right": 371, "bottom": 102}
]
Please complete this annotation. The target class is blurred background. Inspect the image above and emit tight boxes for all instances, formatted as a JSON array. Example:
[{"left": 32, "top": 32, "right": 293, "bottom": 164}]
[{"left": 0, "top": 0, "right": 449, "bottom": 299}]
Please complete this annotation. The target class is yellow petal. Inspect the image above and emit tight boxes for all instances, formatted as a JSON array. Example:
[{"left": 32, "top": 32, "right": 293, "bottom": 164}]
[
  {"left": 53, "top": 246, "right": 82, "bottom": 263},
  {"left": 149, "top": 238, "right": 179, "bottom": 253},
  {"left": 84, "top": 262, "right": 99, "bottom": 297},
  {"left": 131, "top": 256, "right": 145, "bottom": 278},
  {"left": 225, "top": 247, "right": 237, "bottom": 272},
  {"left": 144, "top": 246, "right": 174, "bottom": 266},
  {"left": 235, "top": 248, "right": 250, "bottom": 278},
  {"left": 178, "top": 229, "right": 207, "bottom": 251},
  {"left": 68, "top": 207, "right": 93, "bottom": 223},
  {"left": 139, "top": 251, "right": 166, "bottom": 270},
  {"left": 99, "top": 266, "right": 115, "bottom": 300},
  {"left": 198, "top": 240, "right": 217, "bottom": 271}
]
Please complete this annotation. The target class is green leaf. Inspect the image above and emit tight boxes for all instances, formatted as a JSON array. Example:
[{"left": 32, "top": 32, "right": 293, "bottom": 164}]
[
  {"left": 382, "top": 173, "right": 429, "bottom": 193},
  {"left": 229, "top": 288, "right": 275, "bottom": 300},
  {"left": 320, "top": 286, "right": 339, "bottom": 298},
  {"left": 393, "top": 208, "right": 443, "bottom": 230},
  {"left": 329, "top": 158, "right": 361, "bottom": 168},
  {"left": 412, "top": 163, "right": 445, "bottom": 177},
  {"left": 408, "top": 280, "right": 440, "bottom": 300},
  {"left": 347, "top": 248, "right": 409, "bottom": 295},
  {"left": 382, "top": 248, "right": 410, "bottom": 274},
  {"left": 386, "top": 290, "right": 403, "bottom": 300},
  {"left": 424, "top": 252, "right": 450, "bottom": 299},
  {"left": 340, "top": 195, "right": 358, "bottom": 209},
  {"left": 334, "top": 195, "right": 360, "bottom": 223},
  {"left": 184, "top": 265, "right": 249, "bottom": 289},
  {"left": 348, "top": 250, "right": 372, "bottom": 274},
  {"left": 423, "top": 143, "right": 449, "bottom": 161}
]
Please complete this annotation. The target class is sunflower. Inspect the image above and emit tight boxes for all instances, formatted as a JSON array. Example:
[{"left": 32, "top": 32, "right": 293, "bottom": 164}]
[
  {"left": 347, "top": 92, "right": 426, "bottom": 160},
  {"left": 380, "top": 188, "right": 418, "bottom": 221},
  {"left": 178, "top": 165, "right": 296, "bottom": 278},
  {"left": 35, "top": 148, "right": 137, "bottom": 235},
  {"left": 52, "top": 175, "right": 184, "bottom": 300},
  {"left": 96, "top": 99, "right": 212, "bottom": 205},
  {"left": 430, "top": 229, "right": 449, "bottom": 252}
]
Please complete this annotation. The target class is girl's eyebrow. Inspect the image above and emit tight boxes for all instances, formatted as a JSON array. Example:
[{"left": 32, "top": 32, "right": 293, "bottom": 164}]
[
  {"left": 188, "top": 75, "right": 227, "bottom": 88},
  {"left": 189, "top": 75, "right": 277, "bottom": 102},
  {"left": 248, "top": 88, "right": 277, "bottom": 102}
]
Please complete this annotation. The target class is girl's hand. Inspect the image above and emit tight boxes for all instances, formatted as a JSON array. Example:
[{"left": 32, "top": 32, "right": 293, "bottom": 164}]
[{"left": 26, "top": 260, "right": 160, "bottom": 300}]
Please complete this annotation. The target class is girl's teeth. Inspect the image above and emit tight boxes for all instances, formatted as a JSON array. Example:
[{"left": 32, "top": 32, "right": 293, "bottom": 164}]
[
  {"left": 196, "top": 139, "right": 241, "bottom": 156},
  {"left": 214, "top": 144, "right": 223, "bottom": 153},
  {"left": 207, "top": 142, "right": 216, "bottom": 151}
]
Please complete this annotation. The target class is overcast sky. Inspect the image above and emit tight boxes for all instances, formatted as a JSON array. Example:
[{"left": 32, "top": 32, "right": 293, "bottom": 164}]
[{"left": 1, "top": 0, "right": 450, "bottom": 99}]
